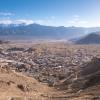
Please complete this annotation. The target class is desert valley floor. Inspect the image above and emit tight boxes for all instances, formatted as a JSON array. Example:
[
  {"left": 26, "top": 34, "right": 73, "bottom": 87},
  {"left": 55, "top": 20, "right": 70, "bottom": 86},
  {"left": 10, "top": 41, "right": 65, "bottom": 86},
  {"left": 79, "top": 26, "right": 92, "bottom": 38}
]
[{"left": 0, "top": 41, "right": 100, "bottom": 100}]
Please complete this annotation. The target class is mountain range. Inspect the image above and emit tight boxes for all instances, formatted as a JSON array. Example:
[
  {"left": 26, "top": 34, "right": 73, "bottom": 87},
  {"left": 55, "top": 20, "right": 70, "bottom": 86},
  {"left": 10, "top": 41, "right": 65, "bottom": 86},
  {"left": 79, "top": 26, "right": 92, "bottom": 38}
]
[{"left": 0, "top": 23, "right": 100, "bottom": 41}]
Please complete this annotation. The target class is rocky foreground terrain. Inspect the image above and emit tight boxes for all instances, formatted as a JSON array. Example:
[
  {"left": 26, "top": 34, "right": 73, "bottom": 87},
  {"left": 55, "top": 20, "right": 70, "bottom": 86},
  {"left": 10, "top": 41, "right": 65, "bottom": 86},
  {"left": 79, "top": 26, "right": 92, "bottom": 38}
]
[{"left": 0, "top": 41, "right": 100, "bottom": 100}]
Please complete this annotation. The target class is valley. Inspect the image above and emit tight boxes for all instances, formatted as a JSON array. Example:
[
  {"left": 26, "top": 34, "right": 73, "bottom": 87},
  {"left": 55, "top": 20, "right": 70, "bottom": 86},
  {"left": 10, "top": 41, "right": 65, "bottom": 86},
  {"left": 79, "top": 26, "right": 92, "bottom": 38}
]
[{"left": 0, "top": 41, "right": 100, "bottom": 100}]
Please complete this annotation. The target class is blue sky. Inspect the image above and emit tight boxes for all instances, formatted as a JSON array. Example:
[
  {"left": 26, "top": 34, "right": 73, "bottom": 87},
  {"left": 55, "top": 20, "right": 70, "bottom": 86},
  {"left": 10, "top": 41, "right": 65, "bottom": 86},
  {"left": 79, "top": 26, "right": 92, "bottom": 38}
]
[{"left": 0, "top": 0, "right": 100, "bottom": 27}]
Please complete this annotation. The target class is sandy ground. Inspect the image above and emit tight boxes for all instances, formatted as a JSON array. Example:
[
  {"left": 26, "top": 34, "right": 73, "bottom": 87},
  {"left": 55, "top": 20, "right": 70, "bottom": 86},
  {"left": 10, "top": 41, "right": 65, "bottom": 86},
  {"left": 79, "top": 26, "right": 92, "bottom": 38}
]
[
  {"left": 0, "top": 67, "right": 55, "bottom": 100},
  {"left": 0, "top": 67, "right": 99, "bottom": 100}
]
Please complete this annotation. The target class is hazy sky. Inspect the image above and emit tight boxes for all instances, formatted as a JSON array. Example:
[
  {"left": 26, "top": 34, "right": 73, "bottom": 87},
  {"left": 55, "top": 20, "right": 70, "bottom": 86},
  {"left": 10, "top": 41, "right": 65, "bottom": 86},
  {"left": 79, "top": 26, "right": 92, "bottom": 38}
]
[{"left": 0, "top": 0, "right": 100, "bottom": 27}]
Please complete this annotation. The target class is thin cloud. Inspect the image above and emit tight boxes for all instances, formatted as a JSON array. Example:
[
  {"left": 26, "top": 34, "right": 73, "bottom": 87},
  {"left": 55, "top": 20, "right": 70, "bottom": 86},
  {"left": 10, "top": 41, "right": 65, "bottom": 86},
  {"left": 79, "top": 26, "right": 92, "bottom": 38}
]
[
  {"left": 35, "top": 16, "right": 56, "bottom": 25},
  {"left": 34, "top": 20, "right": 44, "bottom": 24},
  {"left": 0, "top": 16, "right": 56, "bottom": 26},
  {"left": 0, "top": 12, "right": 14, "bottom": 16},
  {"left": 15, "top": 19, "right": 34, "bottom": 25},
  {"left": 0, "top": 19, "right": 34, "bottom": 25},
  {"left": 68, "top": 15, "right": 88, "bottom": 27},
  {"left": 0, "top": 20, "right": 12, "bottom": 24},
  {"left": 51, "top": 16, "right": 55, "bottom": 19}
]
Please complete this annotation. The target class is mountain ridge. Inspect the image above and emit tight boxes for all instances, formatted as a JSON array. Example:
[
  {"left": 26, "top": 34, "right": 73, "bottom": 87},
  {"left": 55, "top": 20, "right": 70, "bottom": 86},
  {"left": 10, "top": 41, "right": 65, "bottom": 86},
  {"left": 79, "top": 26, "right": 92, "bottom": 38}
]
[
  {"left": 0, "top": 23, "right": 100, "bottom": 40},
  {"left": 75, "top": 31, "right": 100, "bottom": 44}
]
